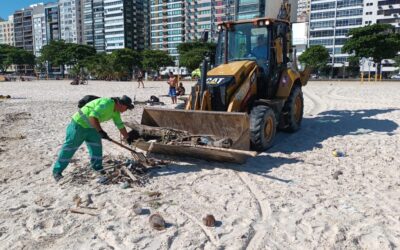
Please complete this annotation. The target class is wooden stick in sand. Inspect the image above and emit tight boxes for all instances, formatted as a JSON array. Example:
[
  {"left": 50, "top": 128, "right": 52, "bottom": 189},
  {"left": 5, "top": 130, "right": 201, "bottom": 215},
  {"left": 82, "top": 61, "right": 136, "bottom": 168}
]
[
  {"left": 69, "top": 208, "right": 99, "bottom": 216},
  {"left": 121, "top": 165, "right": 138, "bottom": 182}
]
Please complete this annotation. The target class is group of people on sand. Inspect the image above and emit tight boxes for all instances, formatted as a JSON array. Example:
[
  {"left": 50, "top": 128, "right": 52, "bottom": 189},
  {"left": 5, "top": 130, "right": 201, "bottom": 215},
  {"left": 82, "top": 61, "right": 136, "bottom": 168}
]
[{"left": 135, "top": 70, "right": 185, "bottom": 104}]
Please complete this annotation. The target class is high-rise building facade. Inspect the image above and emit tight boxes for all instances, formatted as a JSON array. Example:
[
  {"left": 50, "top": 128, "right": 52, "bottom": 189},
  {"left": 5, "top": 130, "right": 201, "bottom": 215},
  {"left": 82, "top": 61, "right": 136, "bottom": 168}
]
[
  {"left": 365, "top": 0, "right": 400, "bottom": 29},
  {"left": 45, "top": 3, "right": 61, "bottom": 42},
  {"left": 104, "top": 0, "right": 135, "bottom": 52},
  {"left": 184, "top": 0, "right": 235, "bottom": 42},
  {"left": 150, "top": 0, "right": 298, "bottom": 60},
  {"left": 297, "top": 0, "right": 310, "bottom": 22},
  {"left": 13, "top": 7, "right": 35, "bottom": 52},
  {"left": 150, "top": 0, "right": 184, "bottom": 60},
  {"left": 32, "top": 5, "right": 46, "bottom": 56},
  {"left": 0, "top": 15, "right": 14, "bottom": 46},
  {"left": 134, "top": 0, "right": 151, "bottom": 50},
  {"left": 59, "top": 0, "right": 82, "bottom": 43},
  {"left": 82, "top": 0, "right": 148, "bottom": 52},
  {"left": 236, "top": 0, "right": 298, "bottom": 21},
  {"left": 236, "top": 0, "right": 264, "bottom": 20},
  {"left": 309, "top": 0, "right": 364, "bottom": 67},
  {"left": 82, "top": 0, "right": 106, "bottom": 52}
]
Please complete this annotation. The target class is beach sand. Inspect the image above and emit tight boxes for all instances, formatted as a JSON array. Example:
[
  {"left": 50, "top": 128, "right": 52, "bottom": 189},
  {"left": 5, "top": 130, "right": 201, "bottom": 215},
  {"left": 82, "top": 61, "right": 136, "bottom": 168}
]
[{"left": 0, "top": 80, "right": 399, "bottom": 249}]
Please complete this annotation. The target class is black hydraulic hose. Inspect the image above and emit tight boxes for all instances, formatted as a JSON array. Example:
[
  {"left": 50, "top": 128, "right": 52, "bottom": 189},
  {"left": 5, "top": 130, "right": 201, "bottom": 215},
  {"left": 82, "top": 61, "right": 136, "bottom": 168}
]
[{"left": 200, "top": 57, "right": 208, "bottom": 104}]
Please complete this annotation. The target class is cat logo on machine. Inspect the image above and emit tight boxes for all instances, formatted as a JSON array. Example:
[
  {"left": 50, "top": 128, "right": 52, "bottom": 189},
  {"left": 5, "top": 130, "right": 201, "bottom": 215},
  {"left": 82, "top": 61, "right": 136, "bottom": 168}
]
[{"left": 206, "top": 77, "right": 225, "bottom": 85}]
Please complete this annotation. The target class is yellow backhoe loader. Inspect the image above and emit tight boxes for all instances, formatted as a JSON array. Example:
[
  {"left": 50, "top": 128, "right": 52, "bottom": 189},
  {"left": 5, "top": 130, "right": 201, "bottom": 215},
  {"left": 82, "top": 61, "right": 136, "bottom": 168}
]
[{"left": 130, "top": 1, "right": 310, "bottom": 163}]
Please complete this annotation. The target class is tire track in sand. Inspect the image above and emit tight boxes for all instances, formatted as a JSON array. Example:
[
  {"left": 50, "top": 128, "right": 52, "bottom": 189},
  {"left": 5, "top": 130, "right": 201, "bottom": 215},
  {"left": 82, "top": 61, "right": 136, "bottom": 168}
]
[
  {"left": 235, "top": 171, "right": 272, "bottom": 249},
  {"left": 178, "top": 208, "right": 219, "bottom": 246},
  {"left": 303, "top": 87, "right": 330, "bottom": 116}
]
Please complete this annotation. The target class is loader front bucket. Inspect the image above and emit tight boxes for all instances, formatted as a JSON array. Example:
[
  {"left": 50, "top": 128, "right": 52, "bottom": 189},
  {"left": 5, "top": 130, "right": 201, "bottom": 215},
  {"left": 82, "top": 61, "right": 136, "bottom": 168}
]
[
  {"left": 141, "top": 107, "right": 250, "bottom": 150},
  {"left": 134, "top": 107, "right": 256, "bottom": 163}
]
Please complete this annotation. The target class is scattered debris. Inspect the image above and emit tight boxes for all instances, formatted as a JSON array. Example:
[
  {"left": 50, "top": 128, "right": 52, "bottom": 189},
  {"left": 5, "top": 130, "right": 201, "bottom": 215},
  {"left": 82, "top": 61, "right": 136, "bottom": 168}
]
[
  {"left": 65, "top": 155, "right": 168, "bottom": 186},
  {"left": 85, "top": 194, "right": 93, "bottom": 207},
  {"left": 73, "top": 194, "right": 82, "bottom": 208},
  {"left": 149, "top": 201, "right": 162, "bottom": 209},
  {"left": 149, "top": 213, "right": 166, "bottom": 230},
  {"left": 69, "top": 208, "right": 98, "bottom": 216},
  {"left": 332, "top": 170, "right": 344, "bottom": 180},
  {"left": 132, "top": 204, "right": 143, "bottom": 215},
  {"left": 202, "top": 214, "right": 216, "bottom": 227},
  {"left": 146, "top": 191, "right": 162, "bottom": 198},
  {"left": 0, "top": 134, "right": 26, "bottom": 141},
  {"left": 120, "top": 181, "right": 130, "bottom": 189},
  {"left": 332, "top": 149, "right": 345, "bottom": 157},
  {"left": 4, "top": 112, "right": 31, "bottom": 123}
]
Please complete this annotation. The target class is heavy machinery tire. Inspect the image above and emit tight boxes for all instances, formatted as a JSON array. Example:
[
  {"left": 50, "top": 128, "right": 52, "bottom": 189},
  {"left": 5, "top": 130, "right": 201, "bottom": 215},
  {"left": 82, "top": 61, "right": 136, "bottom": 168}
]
[
  {"left": 250, "top": 105, "right": 276, "bottom": 151},
  {"left": 280, "top": 85, "right": 304, "bottom": 132}
]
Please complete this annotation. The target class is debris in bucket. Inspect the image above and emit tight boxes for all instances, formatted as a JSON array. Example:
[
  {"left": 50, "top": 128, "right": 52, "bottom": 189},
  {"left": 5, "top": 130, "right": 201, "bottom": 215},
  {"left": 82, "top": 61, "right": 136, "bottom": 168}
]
[{"left": 126, "top": 123, "right": 233, "bottom": 149}]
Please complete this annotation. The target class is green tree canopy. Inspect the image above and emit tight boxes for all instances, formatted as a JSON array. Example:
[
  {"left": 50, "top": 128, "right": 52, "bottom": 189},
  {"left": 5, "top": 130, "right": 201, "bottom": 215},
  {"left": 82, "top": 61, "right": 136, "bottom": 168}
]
[
  {"left": 65, "top": 43, "right": 96, "bottom": 68},
  {"left": 0, "top": 44, "right": 16, "bottom": 72},
  {"left": 141, "top": 49, "right": 174, "bottom": 72},
  {"left": 83, "top": 53, "right": 114, "bottom": 80},
  {"left": 39, "top": 40, "right": 69, "bottom": 77},
  {"left": 342, "top": 24, "right": 400, "bottom": 64},
  {"left": 0, "top": 44, "right": 35, "bottom": 73},
  {"left": 177, "top": 41, "right": 216, "bottom": 71},
  {"left": 298, "top": 45, "right": 330, "bottom": 70},
  {"left": 110, "top": 48, "right": 142, "bottom": 80}
]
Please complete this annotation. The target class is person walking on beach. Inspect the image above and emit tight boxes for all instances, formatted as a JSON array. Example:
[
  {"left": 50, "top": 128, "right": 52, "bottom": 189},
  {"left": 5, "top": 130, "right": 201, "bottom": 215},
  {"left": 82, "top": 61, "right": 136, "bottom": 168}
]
[
  {"left": 52, "top": 95, "right": 134, "bottom": 182},
  {"left": 167, "top": 72, "right": 178, "bottom": 104},
  {"left": 137, "top": 70, "right": 144, "bottom": 88}
]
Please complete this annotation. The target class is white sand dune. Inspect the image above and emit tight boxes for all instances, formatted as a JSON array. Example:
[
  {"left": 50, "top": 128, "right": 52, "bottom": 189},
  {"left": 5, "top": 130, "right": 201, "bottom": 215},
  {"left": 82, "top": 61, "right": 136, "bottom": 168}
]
[{"left": 0, "top": 80, "right": 399, "bottom": 249}]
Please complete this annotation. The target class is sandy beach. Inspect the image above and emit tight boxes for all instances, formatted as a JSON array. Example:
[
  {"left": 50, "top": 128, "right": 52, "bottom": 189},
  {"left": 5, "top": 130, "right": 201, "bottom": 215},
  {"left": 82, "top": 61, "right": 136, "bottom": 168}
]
[{"left": 0, "top": 79, "right": 399, "bottom": 249}]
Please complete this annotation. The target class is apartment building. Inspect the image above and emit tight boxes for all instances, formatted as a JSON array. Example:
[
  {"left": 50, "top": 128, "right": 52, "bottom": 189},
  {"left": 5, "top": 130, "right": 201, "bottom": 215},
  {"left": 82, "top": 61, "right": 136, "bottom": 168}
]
[
  {"left": 236, "top": 0, "right": 298, "bottom": 21},
  {"left": 309, "top": 0, "right": 364, "bottom": 67},
  {"left": 32, "top": 5, "right": 46, "bottom": 56},
  {"left": 134, "top": 0, "right": 151, "bottom": 50},
  {"left": 150, "top": 0, "right": 184, "bottom": 60},
  {"left": 359, "top": 0, "right": 399, "bottom": 73},
  {"left": 297, "top": 0, "right": 310, "bottom": 22},
  {"left": 59, "top": 0, "right": 82, "bottom": 43},
  {"left": 103, "top": 0, "right": 134, "bottom": 52},
  {"left": 0, "top": 15, "right": 14, "bottom": 46},
  {"left": 184, "top": 0, "right": 235, "bottom": 42},
  {"left": 45, "top": 3, "right": 61, "bottom": 42},
  {"left": 13, "top": 7, "right": 35, "bottom": 52},
  {"left": 82, "top": 0, "right": 106, "bottom": 52}
]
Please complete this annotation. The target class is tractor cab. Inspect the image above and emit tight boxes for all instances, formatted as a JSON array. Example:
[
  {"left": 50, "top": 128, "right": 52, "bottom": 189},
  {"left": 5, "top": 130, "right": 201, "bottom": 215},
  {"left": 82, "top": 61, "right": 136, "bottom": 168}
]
[{"left": 215, "top": 18, "right": 290, "bottom": 99}]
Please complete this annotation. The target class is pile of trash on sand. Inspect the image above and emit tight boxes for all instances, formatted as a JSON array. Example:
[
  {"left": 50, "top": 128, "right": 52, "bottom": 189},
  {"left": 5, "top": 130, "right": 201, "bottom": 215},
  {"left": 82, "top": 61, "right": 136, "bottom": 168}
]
[{"left": 60, "top": 154, "right": 168, "bottom": 188}]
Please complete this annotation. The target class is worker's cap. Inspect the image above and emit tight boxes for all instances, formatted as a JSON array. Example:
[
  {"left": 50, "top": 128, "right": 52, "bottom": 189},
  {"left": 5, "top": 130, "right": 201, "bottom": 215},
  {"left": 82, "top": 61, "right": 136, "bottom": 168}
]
[{"left": 119, "top": 95, "right": 134, "bottom": 110}]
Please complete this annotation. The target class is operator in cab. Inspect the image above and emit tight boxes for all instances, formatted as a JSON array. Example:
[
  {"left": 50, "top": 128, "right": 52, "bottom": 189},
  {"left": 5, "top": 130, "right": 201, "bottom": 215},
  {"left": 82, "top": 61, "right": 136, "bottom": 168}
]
[
  {"left": 249, "top": 35, "right": 269, "bottom": 74},
  {"left": 251, "top": 35, "right": 268, "bottom": 60}
]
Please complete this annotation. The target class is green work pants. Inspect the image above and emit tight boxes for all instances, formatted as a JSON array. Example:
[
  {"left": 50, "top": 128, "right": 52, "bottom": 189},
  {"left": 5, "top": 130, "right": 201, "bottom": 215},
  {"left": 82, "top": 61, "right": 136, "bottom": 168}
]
[{"left": 53, "top": 120, "right": 102, "bottom": 174}]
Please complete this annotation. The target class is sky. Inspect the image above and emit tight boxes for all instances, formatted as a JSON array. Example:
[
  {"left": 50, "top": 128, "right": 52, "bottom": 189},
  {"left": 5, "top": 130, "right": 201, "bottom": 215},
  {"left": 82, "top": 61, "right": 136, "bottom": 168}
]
[{"left": 0, "top": 0, "right": 53, "bottom": 20}]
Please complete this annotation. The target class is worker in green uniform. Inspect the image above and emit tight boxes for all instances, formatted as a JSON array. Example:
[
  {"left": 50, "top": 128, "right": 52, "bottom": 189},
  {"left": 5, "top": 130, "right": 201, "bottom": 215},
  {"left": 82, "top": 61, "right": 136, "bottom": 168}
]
[{"left": 52, "top": 95, "right": 134, "bottom": 182}]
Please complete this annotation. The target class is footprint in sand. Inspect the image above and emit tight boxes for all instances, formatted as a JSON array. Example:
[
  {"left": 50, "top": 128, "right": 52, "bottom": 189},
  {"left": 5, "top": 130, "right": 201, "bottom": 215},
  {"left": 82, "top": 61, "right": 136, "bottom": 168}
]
[{"left": 34, "top": 196, "right": 56, "bottom": 208}]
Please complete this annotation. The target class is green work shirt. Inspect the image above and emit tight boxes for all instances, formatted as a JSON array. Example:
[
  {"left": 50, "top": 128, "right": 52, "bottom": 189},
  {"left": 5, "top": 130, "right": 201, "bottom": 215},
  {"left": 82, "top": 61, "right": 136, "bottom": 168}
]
[{"left": 72, "top": 97, "right": 124, "bottom": 129}]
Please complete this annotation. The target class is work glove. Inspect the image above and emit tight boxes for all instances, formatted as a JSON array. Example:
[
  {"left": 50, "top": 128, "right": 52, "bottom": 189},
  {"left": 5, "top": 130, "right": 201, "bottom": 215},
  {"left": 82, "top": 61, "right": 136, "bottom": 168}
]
[
  {"left": 99, "top": 130, "right": 110, "bottom": 140},
  {"left": 127, "top": 135, "right": 134, "bottom": 145}
]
